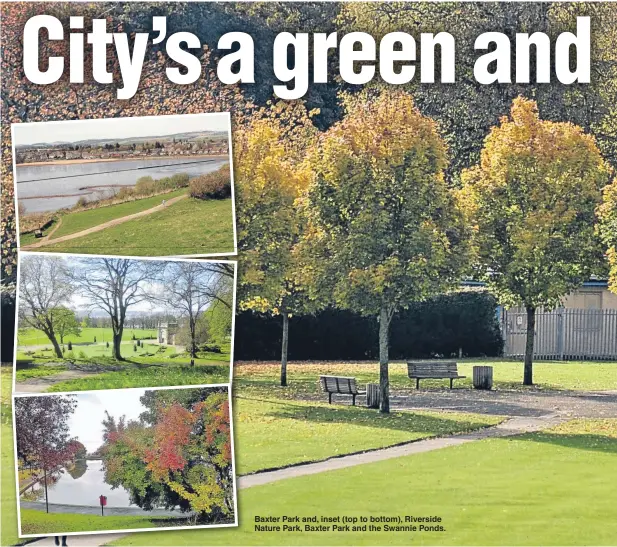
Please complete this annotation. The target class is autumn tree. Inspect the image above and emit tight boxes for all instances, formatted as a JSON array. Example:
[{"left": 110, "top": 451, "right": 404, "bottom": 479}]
[
  {"left": 18, "top": 255, "right": 73, "bottom": 358},
  {"left": 102, "top": 388, "right": 233, "bottom": 521},
  {"left": 235, "top": 103, "right": 318, "bottom": 386},
  {"left": 71, "top": 258, "right": 163, "bottom": 360},
  {"left": 598, "top": 178, "right": 617, "bottom": 293},
  {"left": 307, "top": 90, "right": 471, "bottom": 413},
  {"left": 460, "top": 98, "right": 611, "bottom": 385},
  {"left": 14, "top": 395, "right": 78, "bottom": 512}
]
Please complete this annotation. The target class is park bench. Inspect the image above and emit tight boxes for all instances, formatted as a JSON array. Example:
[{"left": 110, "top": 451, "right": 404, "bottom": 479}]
[
  {"left": 319, "top": 375, "right": 366, "bottom": 406},
  {"left": 407, "top": 361, "right": 466, "bottom": 389}
]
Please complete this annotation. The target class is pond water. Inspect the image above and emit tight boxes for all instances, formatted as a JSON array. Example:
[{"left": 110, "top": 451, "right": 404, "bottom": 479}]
[
  {"left": 16, "top": 157, "right": 228, "bottom": 213},
  {"left": 23, "top": 460, "right": 134, "bottom": 508}
]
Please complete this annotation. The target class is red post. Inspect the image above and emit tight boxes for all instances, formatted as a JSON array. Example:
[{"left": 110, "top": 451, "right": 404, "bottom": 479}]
[{"left": 99, "top": 495, "right": 107, "bottom": 516}]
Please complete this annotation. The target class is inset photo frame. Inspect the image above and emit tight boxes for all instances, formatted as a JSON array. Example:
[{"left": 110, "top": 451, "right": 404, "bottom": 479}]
[
  {"left": 12, "top": 113, "right": 237, "bottom": 258},
  {"left": 13, "top": 385, "right": 237, "bottom": 537}
]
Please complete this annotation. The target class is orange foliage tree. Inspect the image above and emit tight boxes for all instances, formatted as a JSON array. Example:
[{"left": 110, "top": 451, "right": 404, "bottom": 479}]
[{"left": 102, "top": 388, "right": 233, "bottom": 522}]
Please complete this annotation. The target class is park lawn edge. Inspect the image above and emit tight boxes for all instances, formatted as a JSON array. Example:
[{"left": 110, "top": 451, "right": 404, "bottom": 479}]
[{"left": 237, "top": 412, "right": 506, "bottom": 477}]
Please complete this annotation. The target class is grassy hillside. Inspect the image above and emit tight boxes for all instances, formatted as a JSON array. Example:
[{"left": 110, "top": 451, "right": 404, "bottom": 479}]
[
  {"left": 42, "top": 197, "right": 234, "bottom": 256},
  {"left": 49, "top": 188, "right": 187, "bottom": 239}
]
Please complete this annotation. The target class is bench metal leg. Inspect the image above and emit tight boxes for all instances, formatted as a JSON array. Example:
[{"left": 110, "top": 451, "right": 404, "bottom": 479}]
[
  {"left": 352, "top": 394, "right": 356, "bottom": 406},
  {"left": 450, "top": 378, "right": 453, "bottom": 389},
  {"left": 416, "top": 378, "right": 420, "bottom": 389},
  {"left": 328, "top": 392, "right": 332, "bottom": 404}
]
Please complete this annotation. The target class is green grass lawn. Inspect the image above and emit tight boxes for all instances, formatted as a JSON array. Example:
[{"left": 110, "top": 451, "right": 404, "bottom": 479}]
[
  {"left": 46, "top": 363, "right": 230, "bottom": 391},
  {"left": 234, "top": 360, "right": 617, "bottom": 397},
  {"left": 15, "top": 364, "right": 68, "bottom": 381},
  {"left": 233, "top": 396, "right": 502, "bottom": 475},
  {"left": 113, "top": 419, "right": 617, "bottom": 546},
  {"left": 1, "top": 368, "right": 24, "bottom": 546},
  {"left": 18, "top": 327, "right": 157, "bottom": 347},
  {"left": 41, "top": 197, "right": 235, "bottom": 256},
  {"left": 19, "top": 509, "right": 180, "bottom": 535},
  {"left": 48, "top": 189, "right": 188, "bottom": 240}
]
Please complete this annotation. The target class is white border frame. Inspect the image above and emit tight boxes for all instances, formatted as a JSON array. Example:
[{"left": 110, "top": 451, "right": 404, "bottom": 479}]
[
  {"left": 11, "top": 112, "right": 238, "bottom": 258},
  {"left": 13, "top": 384, "right": 238, "bottom": 538},
  {"left": 12, "top": 251, "right": 237, "bottom": 394}
]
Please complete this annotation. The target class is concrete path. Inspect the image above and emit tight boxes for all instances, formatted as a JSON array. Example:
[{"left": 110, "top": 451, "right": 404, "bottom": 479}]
[
  {"left": 20, "top": 502, "right": 184, "bottom": 517},
  {"left": 238, "top": 413, "right": 565, "bottom": 489},
  {"left": 24, "top": 534, "right": 128, "bottom": 546},
  {"left": 22, "top": 194, "right": 187, "bottom": 250}
]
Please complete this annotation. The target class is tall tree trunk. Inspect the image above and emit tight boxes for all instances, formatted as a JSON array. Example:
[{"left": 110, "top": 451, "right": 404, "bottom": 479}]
[
  {"left": 190, "top": 316, "right": 197, "bottom": 358},
  {"left": 113, "top": 327, "right": 124, "bottom": 361},
  {"left": 524, "top": 305, "right": 536, "bottom": 386},
  {"left": 280, "top": 314, "right": 289, "bottom": 387},
  {"left": 49, "top": 336, "right": 63, "bottom": 359},
  {"left": 378, "top": 305, "right": 391, "bottom": 414}
]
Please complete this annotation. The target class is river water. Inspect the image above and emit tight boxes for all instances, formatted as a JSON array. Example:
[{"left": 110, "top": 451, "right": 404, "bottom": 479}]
[
  {"left": 16, "top": 157, "right": 228, "bottom": 213},
  {"left": 23, "top": 460, "right": 133, "bottom": 508}
]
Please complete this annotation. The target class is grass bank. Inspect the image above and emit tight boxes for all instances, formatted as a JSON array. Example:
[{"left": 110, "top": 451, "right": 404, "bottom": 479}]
[
  {"left": 49, "top": 188, "right": 187, "bottom": 239},
  {"left": 41, "top": 197, "right": 234, "bottom": 256},
  {"left": 19, "top": 509, "right": 178, "bottom": 535}
]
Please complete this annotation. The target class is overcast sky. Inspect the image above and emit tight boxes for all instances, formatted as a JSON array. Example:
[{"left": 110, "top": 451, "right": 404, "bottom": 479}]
[
  {"left": 67, "top": 390, "right": 147, "bottom": 452},
  {"left": 13, "top": 113, "right": 229, "bottom": 146}
]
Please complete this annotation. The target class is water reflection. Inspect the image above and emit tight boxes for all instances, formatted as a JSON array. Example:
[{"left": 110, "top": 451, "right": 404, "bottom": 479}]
[
  {"left": 17, "top": 157, "right": 228, "bottom": 213},
  {"left": 23, "top": 460, "right": 133, "bottom": 507}
]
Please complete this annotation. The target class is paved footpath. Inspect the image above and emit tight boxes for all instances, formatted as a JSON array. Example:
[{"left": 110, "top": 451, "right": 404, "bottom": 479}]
[{"left": 237, "top": 413, "right": 565, "bottom": 489}]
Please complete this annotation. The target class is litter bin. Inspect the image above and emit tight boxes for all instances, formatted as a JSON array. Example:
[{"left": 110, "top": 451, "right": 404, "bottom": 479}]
[
  {"left": 473, "top": 366, "right": 493, "bottom": 390},
  {"left": 366, "top": 383, "right": 380, "bottom": 409}
]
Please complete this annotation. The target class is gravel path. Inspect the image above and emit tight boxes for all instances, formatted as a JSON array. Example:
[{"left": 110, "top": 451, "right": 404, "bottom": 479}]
[
  {"left": 14, "top": 371, "right": 100, "bottom": 393},
  {"left": 388, "top": 388, "right": 617, "bottom": 418}
]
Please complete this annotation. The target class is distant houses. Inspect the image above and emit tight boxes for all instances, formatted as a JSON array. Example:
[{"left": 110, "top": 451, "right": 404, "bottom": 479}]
[{"left": 16, "top": 138, "right": 229, "bottom": 164}]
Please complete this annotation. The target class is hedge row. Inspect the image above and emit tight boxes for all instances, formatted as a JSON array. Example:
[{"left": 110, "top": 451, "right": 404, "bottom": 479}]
[{"left": 234, "top": 291, "right": 504, "bottom": 361}]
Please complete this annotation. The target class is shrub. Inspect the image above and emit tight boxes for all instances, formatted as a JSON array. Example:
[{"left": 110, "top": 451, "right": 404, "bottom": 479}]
[
  {"left": 67, "top": 341, "right": 72, "bottom": 351},
  {"left": 65, "top": 351, "right": 75, "bottom": 360},
  {"left": 189, "top": 164, "right": 231, "bottom": 200},
  {"left": 76, "top": 196, "right": 89, "bottom": 208},
  {"left": 78, "top": 351, "right": 87, "bottom": 359},
  {"left": 171, "top": 173, "right": 190, "bottom": 188},
  {"left": 135, "top": 176, "right": 155, "bottom": 195}
]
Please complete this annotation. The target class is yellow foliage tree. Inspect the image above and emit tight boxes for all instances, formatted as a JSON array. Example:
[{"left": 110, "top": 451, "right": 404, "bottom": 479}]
[
  {"left": 460, "top": 97, "right": 612, "bottom": 385},
  {"left": 598, "top": 178, "right": 617, "bottom": 293},
  {"left": 234, "top": 102, "right": 317, "bottom": 386},
  {"left": 306, "top": 90, "right": 471, "bottom": 413}
]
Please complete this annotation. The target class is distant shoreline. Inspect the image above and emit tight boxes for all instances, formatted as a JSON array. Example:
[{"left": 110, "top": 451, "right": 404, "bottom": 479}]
[{"left": 16, "top": 154, "right": 228, "bottom": 167}]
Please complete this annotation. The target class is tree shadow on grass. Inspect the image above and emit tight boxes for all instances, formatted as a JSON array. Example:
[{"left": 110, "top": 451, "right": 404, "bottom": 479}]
[
  {"left": 509, "top": 431, "right": 617, "bottom": 454},
  {"left": 240, "top": 396, "right": 498, "bottom": 436}
]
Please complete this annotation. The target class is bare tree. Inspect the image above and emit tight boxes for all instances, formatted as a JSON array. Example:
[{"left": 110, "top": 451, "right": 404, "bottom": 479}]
[
  {"left": 71, "top": 258, "right": 163, "bottom": 360},
  {"left": 161, "top": 262, "right": 234, "bottom": 359},
  {"left": 19, "top": 255, "right": 73, "bottom": 358}
]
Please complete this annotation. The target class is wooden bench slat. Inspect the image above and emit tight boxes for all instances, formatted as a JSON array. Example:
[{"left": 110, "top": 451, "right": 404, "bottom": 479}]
[{"left": 406, "top": 362, "right": 465, "bottom": 389}]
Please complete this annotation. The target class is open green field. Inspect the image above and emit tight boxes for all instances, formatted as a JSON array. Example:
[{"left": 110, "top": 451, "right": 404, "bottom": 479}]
[
  {"left": 234, "top": 397, "right": 502, "bottom": 474},
  {"left": 234, "top": 360, "right": 617, "bottom": 396},
  {"left": 41, "top": 197, "right": 235, "bottom": 256},
  {"left": 18, "top": 327, "right": 157, "bottom": 347},
  {"left": 49, "top": 189, "right": 187, "bottom": 239},
  {"left": 113, "top": 419, "right": 617, "bottom": 546}
]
